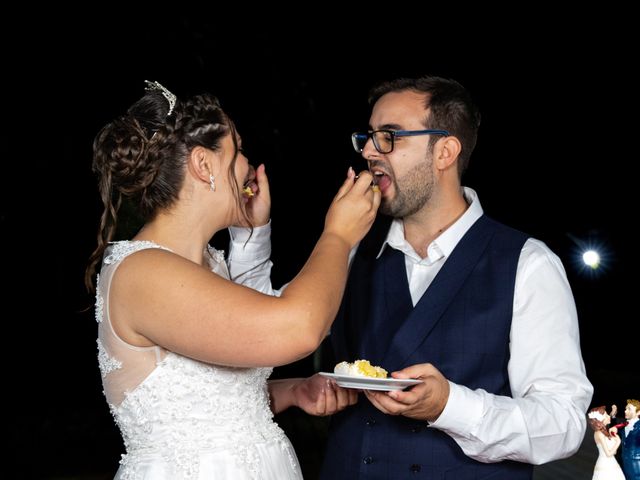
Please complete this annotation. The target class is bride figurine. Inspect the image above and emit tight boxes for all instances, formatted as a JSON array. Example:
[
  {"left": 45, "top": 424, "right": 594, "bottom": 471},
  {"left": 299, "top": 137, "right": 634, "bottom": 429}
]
[{"left": 588, "top": 406, "right": 625, "bottom": 480}]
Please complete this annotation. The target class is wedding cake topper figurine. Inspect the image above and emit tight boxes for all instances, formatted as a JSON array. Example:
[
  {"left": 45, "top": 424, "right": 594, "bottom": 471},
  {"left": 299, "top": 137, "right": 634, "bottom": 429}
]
[{"left": 610, "top": 399, "right": 640, "bottom": 480}]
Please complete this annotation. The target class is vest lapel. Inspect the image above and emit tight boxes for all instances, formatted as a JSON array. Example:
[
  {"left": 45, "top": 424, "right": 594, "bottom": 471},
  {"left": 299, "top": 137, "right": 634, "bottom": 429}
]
[
  {"left": 331, "top": 215, "right": 393, "bottom": 362},
  {"left": 383, "top": 216, "right": 495, "bottom": 369},
  {"left": 358, "top": 247, "right": 413, "bottom": 363}
]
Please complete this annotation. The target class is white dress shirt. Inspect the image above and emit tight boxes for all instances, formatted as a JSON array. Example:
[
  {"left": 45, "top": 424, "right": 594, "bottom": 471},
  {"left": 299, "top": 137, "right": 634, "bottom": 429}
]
[{"left": 226, "top": 187, "right": 593, "bottom": 465}]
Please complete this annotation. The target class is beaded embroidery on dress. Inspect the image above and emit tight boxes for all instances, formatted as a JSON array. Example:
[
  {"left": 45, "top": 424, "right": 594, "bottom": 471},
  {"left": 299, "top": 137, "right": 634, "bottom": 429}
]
[{"left": 95, "top": 241, "right": 301, "bottom": 479}]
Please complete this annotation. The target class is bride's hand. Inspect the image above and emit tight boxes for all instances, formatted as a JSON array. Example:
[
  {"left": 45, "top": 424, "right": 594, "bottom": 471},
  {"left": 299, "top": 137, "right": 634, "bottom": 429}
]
[
  {"left": 236, "top": 164, "right": 271, "bottom": 227},
  {"left": 293, "top": 374, "right": 358, "bottom": 416}
]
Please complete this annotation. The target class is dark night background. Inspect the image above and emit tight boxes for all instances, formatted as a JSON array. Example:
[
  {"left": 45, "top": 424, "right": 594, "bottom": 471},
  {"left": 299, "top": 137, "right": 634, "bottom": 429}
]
[{"left": 3, "top": 10, "right": 638, "bottom": 479}]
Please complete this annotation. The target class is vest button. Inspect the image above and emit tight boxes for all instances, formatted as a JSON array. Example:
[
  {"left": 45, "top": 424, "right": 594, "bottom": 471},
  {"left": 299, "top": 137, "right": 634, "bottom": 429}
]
[
  {"left": 366, "top": 418, "right": 376, "bottom": 426},
  {"left": 363, "top": 456, "right": 374, "bottom": 465},
  {"left": 410, "top": 463, "right": 421, "bottom": 473},
  {"left": 410, "top": 425, "right": 422, "bottom": 433}
]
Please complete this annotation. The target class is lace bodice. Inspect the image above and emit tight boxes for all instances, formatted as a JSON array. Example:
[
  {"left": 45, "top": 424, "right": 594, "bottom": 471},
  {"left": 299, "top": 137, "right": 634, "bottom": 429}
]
[
  {"left": 95, "top": 241, "right": 297, "bottom": 479},
  {"left": 112, "top": 354, "right": 292, "bottom": 479}
]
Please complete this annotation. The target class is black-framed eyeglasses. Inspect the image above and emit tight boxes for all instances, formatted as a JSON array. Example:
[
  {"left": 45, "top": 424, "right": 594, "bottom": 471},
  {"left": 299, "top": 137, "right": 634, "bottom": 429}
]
[{"left": 351, "top": 129, "right": 450, "bottom": 154}]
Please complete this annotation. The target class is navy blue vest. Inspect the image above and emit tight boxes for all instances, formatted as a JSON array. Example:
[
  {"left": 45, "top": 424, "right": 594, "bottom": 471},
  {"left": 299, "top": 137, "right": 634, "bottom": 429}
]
[
  {"left": 621, "top": 421, "right": 640, "bottom": 480},
  {"left": 321, "top": 214, "right": 533, "bottom": 479}
]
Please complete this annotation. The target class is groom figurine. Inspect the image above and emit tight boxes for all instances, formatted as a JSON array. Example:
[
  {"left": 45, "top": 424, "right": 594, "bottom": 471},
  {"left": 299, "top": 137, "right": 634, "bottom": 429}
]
[{"left": 611, "top": 399, "right": 640, "bottom": 480}]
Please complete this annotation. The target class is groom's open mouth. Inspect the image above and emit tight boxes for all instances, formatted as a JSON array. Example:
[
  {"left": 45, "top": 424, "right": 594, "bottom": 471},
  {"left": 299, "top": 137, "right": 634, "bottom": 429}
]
[{"left": 370, "top": 168, "right": 391, "bottom": 194}]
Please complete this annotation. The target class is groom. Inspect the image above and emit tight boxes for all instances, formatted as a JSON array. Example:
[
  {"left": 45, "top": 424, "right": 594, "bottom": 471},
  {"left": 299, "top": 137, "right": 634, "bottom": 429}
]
[
  {"left": 320, "top": 75, "right": 592, "bottom": 479},
  {"left": 612, "top": 399, "right": 640, "bottom": 480}
]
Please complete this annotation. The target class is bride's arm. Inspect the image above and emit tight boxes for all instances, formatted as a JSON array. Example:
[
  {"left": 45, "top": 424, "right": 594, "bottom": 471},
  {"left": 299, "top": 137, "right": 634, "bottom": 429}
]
[
  {"left": 595, "top": 431, "right": 620, "bottom": 457},
  {"left": 268, "top": 375, "right": 357, "bottom": 415}
]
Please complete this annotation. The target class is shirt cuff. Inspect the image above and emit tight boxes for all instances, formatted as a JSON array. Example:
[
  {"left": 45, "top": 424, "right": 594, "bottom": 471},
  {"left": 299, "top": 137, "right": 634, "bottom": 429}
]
[
  {"left": 228, "top": 221, "right": 272, "bottom": 262},
  {"left": 428, "top": 381, "right": 484, "bottom": 436}
]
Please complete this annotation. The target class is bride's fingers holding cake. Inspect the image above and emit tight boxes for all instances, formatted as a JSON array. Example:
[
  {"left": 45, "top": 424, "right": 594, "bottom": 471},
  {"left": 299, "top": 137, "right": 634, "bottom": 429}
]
[
  {"left": 334, "top": 169, "right": 374, "bottom": 201},
  {"left": 352, "top": 170, "right": 376, "bottom": 195},
  {"left": 354, "top": 171, "right": 382, "bottom": 197},
  {"left": 356, "top": 171, "right": 381, "bottom": 214},
  {"left": 332, "top": 166, "right": 357, "bottom": 202}
]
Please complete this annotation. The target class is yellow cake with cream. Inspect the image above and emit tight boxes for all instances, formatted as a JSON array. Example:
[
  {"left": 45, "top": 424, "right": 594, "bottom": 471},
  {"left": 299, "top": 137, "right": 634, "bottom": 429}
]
[{"left": 334, "top": 360, "right": 388, "bottom": 378}]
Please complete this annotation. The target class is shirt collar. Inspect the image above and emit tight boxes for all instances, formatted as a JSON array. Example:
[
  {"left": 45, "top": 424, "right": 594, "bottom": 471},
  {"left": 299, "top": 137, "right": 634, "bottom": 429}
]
[{"left": 376, "top": 187, "right": 484, "bottom": 260}]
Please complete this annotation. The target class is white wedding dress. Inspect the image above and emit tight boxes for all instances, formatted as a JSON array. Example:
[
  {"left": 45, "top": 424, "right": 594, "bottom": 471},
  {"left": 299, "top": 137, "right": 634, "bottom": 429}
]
[
  {"left": 592, "top": 434, "right": 624, "bottom": 480},
  {"left": 95, "top": 241, "right": 302, "bottom": 479}
]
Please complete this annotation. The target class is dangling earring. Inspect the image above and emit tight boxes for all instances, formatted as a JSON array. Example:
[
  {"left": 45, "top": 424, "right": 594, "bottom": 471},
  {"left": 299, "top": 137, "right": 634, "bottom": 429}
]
[{"left": 209, "top": 174, "right": 216, "bottom": 192}]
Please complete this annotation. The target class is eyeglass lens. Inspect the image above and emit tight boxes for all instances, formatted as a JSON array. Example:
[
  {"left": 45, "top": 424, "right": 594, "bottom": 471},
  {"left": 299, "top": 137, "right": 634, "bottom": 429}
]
[
  {"left": 372, "top": 131, "right": 393, "bottom": 153},
  {"left": 352, "top": 131, "right": 394, "bottom": 154}
]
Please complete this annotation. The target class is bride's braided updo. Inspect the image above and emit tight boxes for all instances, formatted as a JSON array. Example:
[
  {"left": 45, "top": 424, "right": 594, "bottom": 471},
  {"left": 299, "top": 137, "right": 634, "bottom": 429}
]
[{"left": 86, "top": 85, "right": 241, "bottom": 291}]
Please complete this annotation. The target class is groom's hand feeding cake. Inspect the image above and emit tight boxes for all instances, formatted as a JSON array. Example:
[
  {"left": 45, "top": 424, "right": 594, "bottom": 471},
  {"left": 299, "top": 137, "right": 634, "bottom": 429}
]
[{"left": 334, "top": 360, "right": 388, "bottom": 378}]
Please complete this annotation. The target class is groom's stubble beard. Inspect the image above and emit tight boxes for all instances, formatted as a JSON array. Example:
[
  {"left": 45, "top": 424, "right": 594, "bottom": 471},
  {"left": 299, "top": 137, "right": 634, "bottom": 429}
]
[{"left": 381, "top": 149, "right": 434, "bottom": 219}]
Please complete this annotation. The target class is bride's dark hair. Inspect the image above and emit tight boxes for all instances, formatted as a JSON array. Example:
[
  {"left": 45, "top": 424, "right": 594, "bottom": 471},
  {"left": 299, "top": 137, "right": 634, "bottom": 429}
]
[
  {"left": 85, "top": 86, "right": 248, "bottom": 291},
  {"left": 587, "top": 405, "right": 611, "bottom": 438}
]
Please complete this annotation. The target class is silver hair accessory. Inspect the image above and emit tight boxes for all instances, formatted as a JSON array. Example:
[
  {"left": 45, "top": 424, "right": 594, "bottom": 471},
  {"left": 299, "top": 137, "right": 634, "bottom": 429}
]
[
  {"left": 209, "top": 174, "right": 216, "bottom": 192},
  {"left": 144, "top": 80, "right": 177, "bottom": 116}
]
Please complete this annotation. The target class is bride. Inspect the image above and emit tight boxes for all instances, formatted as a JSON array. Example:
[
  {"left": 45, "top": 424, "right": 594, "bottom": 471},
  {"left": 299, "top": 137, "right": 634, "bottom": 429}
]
[{"left": 86, "top": 81, "right": 379, "bottom": 479}]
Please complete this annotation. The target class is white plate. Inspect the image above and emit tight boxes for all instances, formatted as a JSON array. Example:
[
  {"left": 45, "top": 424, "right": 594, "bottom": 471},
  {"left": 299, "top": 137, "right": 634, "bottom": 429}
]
[{"left": 319, "top": 372, "right": 422, "bottom": 391}]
